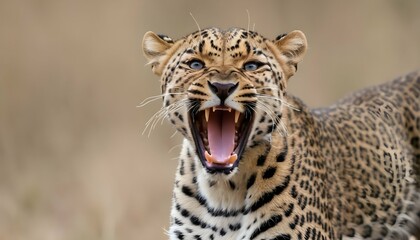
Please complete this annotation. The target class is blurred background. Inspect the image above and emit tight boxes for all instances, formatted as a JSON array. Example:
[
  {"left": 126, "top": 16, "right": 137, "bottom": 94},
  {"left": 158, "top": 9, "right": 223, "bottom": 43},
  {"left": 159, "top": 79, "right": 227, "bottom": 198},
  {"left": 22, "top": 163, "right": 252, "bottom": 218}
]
[{"left": 0, "top": 0, "right": 419, "bottom": 239}]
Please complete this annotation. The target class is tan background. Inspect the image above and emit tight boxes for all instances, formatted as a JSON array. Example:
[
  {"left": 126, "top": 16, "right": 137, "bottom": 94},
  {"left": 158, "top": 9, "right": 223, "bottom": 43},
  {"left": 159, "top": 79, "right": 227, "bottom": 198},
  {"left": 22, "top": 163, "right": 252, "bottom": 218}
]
[{"left": 0, "top": 0, "right": 419, "bottom": 239}]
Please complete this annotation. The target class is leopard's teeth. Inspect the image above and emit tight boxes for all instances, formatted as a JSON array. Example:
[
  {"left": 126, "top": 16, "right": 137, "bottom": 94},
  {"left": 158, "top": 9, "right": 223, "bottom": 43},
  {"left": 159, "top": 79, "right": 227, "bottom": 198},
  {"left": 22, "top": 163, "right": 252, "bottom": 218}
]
[
  {"left": 227, "top": 107, "right": 232, "bottom": 112},
  {"left": 235, "top": 111, "right": 240, "bottom": 123},
  {"left": 205, "top": 109, "right": 209, "bottom": 122},
  {"left": 212, "top": 107, "right": 216, "bottom": 112}
]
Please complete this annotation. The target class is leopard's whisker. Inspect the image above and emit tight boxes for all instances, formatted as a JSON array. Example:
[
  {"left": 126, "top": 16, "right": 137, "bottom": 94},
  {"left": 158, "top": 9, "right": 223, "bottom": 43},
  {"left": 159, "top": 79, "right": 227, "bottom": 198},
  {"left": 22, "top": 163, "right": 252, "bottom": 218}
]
[
  {"left": 256, "top": 101, "right": 287, "bottom": 137},
  {"left": 155, "top": 99, "right": 188, "bottom": 129},
  {"left": 249, "top": 104, "right": 285, "bottom": 149},
  {"left": 257, "top": 94, "right": 300, "bottom": 112},
  {"left": 137, "top": 92, "right": 187, "bottom": 108},
  {"left": 253, "top": 102, "right": 288, "bottom": 149},
  {"left": 246, "top": 9, "right": 251, "bottom": 34},
  {"left": 170, "top": 130, "right": 178, "bottom": 139},
  {"left": 258, "top": 99, "right": 287, "bottom": 136},
  {"left": 143, "top": 105, "right": 166, "bottom": 136},
  {"left": 190, "top": 12, "right": 203, "bottom": 42},
  {"left": 163, "top": 228, "right": 170, "bottom": 237},
  {"left": 278, "top": 119, "right": 288, "bottom": 137},
  {"left": 143, "top": 98, "right": 188, "bottom": 137},
  {"left": 168, "top": 143, "right": 183, "bottom": 153},
  {"left": 251, "top": 102, "right": 284, "bottom": 137}
]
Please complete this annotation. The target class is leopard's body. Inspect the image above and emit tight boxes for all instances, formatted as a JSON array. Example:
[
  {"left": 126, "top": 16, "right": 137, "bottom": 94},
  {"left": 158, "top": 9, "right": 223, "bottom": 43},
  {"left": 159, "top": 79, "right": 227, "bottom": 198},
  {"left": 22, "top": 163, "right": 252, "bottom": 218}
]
[{"left": 142, "top": 27, "right": 420, "bottom": 240}]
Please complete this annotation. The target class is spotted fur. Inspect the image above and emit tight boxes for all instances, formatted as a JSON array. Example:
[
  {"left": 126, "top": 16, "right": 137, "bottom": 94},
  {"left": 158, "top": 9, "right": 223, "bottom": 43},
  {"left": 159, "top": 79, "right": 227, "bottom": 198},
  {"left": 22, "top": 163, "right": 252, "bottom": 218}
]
[{"left": 142, "top": 27, "right": 420, "bottom": 240}]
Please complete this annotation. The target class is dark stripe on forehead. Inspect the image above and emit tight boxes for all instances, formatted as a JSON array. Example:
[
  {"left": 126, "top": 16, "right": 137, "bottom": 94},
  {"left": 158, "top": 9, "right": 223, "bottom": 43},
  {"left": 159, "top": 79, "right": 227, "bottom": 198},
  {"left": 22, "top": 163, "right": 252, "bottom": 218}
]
[
  {"left": 186, "top": 27, "right": 266, "bottom": 60},
  {"left": 198, "top": 40, "right": 205, "bottom": 53},
  {"left": 245, "top": 41, "right": 251, "bottom": 54}
]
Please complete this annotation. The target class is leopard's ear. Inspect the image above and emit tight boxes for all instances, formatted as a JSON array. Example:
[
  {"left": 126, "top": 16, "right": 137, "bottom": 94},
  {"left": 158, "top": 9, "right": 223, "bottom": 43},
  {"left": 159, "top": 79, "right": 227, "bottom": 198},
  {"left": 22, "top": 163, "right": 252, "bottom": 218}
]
[
  {"left": 271, "top": 30, "right": 307, "bottom": 79},
  {"left": 142, "top": 31, "right": 175, "bottom": 76}
]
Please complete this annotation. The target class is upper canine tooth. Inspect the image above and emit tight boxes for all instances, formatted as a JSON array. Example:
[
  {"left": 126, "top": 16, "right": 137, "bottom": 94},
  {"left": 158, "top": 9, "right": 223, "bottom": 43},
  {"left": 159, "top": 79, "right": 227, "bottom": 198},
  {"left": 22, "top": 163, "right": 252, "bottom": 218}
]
[
  {"left": 205, "top": 109, "right": 209, "bottom": 122},
  {"left": 228, "top": 107, "right": 232, "bottom": 112},
  {"left": 213, "top": 107, "right": 216, "bottom": 112},
  {"left": 235, "top": 111, "right": 240, "bottom": 123}
]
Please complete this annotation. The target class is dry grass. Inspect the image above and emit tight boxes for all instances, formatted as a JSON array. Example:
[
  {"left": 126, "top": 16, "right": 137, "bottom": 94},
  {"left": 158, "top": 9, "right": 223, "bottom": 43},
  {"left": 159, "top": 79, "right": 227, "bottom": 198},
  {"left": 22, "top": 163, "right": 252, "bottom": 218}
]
[{"left": 0, "top": 0, "right": 419, "bottom": 239}]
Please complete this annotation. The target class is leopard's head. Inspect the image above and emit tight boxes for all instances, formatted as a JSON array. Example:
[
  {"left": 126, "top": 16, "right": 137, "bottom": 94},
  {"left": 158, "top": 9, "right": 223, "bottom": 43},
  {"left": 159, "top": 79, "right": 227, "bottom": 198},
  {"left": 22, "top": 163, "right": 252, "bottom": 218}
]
[{"left": 142, "top": 28, "right": 307, "bottom": 175}]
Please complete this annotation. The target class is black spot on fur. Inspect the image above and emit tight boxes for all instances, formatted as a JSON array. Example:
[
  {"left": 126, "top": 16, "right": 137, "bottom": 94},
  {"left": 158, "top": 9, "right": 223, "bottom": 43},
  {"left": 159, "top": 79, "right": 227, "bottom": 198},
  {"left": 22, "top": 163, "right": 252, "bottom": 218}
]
[
  {"left": 229, "top": 180, "right": 236, "bottom": 190},
  {"left": 182, "top": 185, "right": 194, "bottom": 197},
  {"left": 276, "top": 151, "right": 287, "bottom": 162},
  {"left": 270, "top": 234, "right": 291, "bottom": 240},
  {"left": 247, "top": 173, "right": 257, "bottom": 189},
  {"left": 257, "top": 154, "right": 267, "bottom": 166},
  {"left": 229, "top": 223, "right": 241, "bottom": 231},
  {"left": 247, "top": 176, "right": 290, "bottom": 213},
  {"left": 284, "top": 203, "right": 294, "bottom": 217},
  {"left": 250, "top": 215, "right": 283, "bottom": 239},
  {"left": 174, "top": 230, "right": 184, "bottom": 240},
  {"left": 263, "top": 166, "right": 277, "bottom": 179}
]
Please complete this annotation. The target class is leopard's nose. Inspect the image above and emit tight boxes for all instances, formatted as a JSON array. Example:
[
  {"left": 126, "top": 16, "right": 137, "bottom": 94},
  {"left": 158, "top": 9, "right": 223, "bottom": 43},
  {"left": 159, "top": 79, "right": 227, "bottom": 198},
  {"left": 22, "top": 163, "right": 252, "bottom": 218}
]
[{"left": 208, "top": 81, "right": 239, "bottom": 104}]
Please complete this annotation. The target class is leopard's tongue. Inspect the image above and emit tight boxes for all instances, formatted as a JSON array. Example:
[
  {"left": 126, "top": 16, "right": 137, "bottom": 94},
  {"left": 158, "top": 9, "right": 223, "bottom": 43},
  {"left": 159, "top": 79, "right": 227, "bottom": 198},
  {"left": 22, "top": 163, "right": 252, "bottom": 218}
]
[{"left": 205, "top": 110, "right": 237, "bottom": 165}]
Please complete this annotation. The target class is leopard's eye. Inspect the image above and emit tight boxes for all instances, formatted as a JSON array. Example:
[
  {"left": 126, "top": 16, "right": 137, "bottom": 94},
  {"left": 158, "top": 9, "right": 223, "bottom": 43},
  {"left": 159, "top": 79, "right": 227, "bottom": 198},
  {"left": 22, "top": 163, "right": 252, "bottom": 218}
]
[
  {"left": 188, "top": 59, "right": 205, "bottom": 70},
  {"left": 243, "top": 61, "right": 263, "bottom": 71}
]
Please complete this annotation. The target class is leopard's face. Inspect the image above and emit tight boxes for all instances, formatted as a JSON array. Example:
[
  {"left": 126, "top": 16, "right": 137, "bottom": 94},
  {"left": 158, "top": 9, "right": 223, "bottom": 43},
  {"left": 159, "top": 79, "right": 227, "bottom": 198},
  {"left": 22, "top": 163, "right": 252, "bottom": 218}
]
[{"left": 143, "top": 28, "right": 307, "bottom": 175}]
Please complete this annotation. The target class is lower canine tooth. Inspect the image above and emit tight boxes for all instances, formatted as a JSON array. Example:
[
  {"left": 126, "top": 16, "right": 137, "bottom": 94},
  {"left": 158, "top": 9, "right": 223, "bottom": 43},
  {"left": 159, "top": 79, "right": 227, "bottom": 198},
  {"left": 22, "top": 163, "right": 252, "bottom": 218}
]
[
  {"left": 228, "top": 154, "right": 238, "bottom": 164},
  {"left": 205, "top": 151, "right": 214, "bottom": 163},
  {"left": 235, "top": 111, "right": 240, "bottom": 123}
]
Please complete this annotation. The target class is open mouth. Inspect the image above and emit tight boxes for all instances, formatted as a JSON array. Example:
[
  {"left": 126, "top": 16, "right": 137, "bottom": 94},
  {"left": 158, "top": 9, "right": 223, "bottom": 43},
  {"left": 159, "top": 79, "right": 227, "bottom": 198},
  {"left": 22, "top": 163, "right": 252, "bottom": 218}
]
[{"left": 189, "top": 105, "right": 255, "bottom": 174}]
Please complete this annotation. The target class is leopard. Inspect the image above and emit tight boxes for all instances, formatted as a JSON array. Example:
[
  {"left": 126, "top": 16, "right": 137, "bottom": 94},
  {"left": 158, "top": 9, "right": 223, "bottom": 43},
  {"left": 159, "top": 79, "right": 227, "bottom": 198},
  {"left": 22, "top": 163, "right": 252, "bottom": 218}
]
[{"left": 141, "top": 27, "right": 420, "bottom": 240}]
